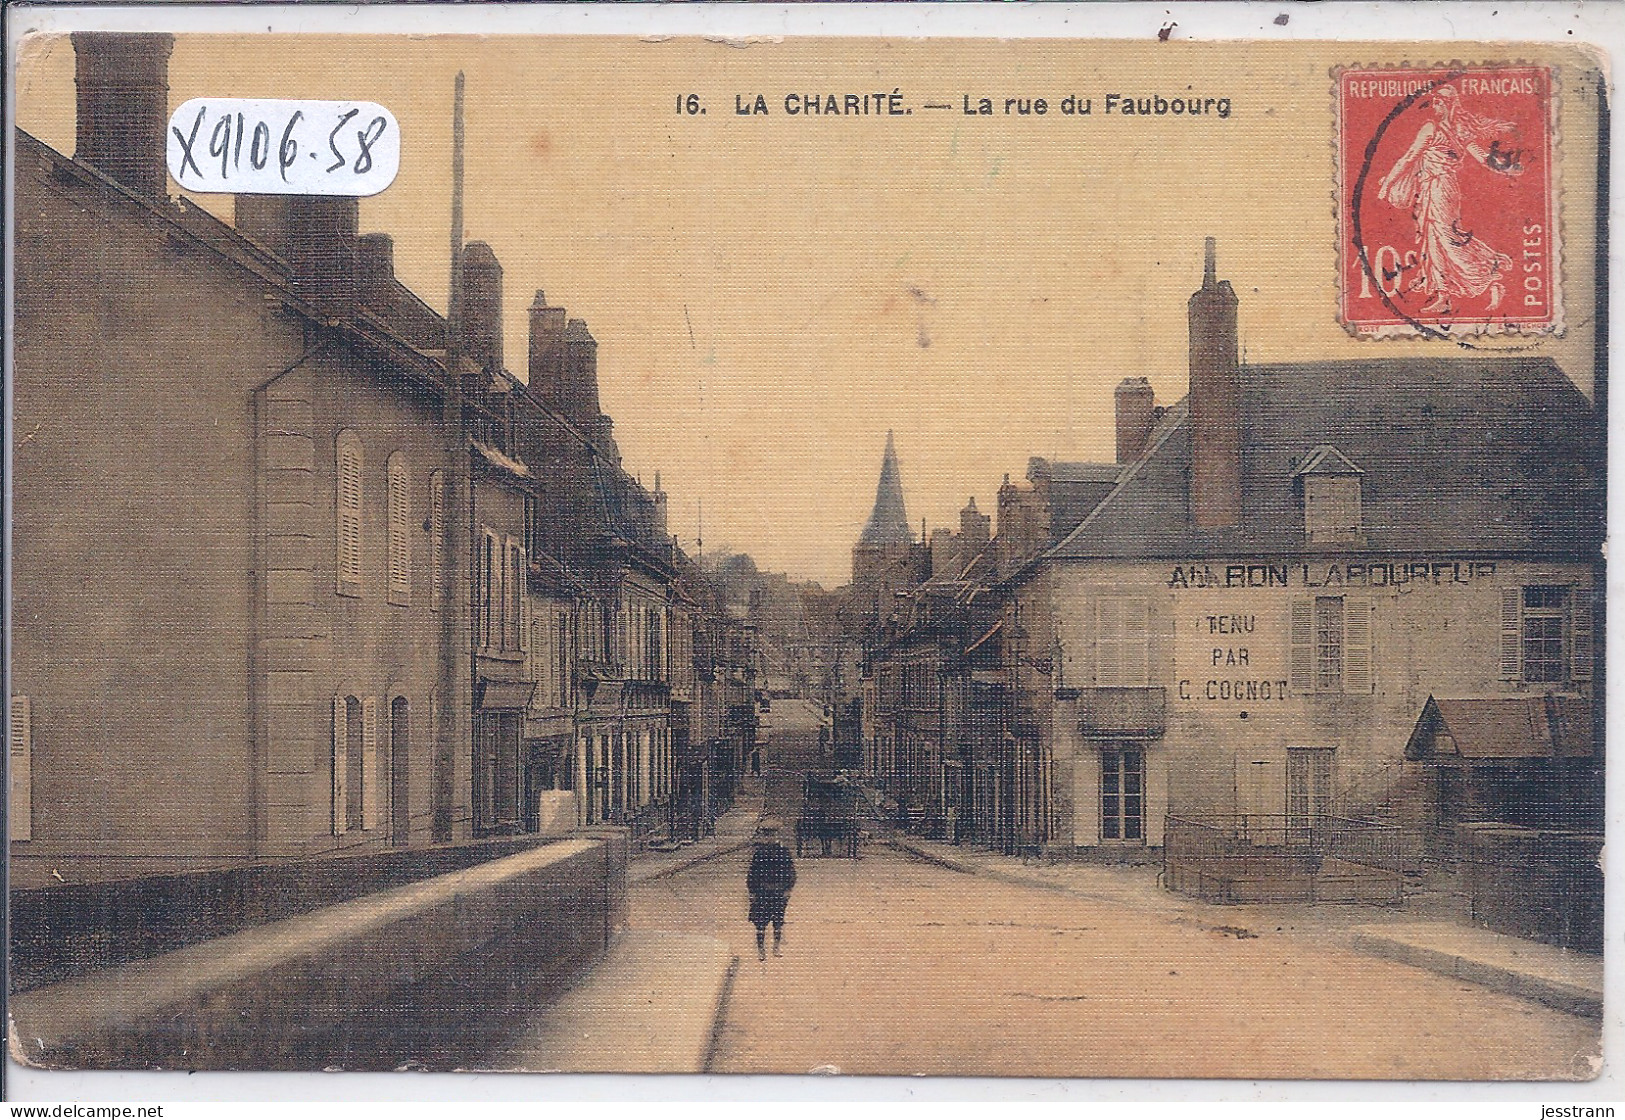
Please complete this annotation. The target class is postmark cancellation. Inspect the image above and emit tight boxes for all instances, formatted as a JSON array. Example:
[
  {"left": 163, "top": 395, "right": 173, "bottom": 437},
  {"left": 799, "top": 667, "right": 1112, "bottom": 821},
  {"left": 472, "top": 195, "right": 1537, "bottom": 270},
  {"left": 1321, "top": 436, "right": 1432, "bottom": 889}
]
[{"left": 1336, "top": 63, "right": 1560, "bottom": 338}]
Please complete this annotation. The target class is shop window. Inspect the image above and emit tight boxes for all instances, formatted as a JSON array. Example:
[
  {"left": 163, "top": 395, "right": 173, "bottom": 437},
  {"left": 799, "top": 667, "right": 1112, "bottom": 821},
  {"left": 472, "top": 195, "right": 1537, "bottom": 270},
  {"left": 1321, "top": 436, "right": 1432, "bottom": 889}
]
[
  {"left": 390, "top": 696, "right": 409, "bottom": 846},
  {"left": 333, "top": 696, "right": 363, "bottom": 833},
  {"left": 1286, "top": 747, "right": 1334, "bottom": 834}
]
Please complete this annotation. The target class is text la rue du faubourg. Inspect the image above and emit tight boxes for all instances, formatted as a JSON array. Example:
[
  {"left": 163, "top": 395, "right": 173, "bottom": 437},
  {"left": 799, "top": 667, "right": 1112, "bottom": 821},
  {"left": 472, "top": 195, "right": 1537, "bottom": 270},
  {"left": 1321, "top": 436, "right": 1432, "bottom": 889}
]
[{"left": 674, "top": 90, "right": 1234, "bottom": 119}]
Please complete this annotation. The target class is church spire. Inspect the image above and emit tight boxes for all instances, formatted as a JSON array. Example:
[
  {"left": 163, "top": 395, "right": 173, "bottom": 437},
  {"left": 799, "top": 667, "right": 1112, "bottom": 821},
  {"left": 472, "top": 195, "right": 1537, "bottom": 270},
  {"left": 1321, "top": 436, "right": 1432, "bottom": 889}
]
[{"left": 857, "top": 431, "right": 913, "bottom": 549}]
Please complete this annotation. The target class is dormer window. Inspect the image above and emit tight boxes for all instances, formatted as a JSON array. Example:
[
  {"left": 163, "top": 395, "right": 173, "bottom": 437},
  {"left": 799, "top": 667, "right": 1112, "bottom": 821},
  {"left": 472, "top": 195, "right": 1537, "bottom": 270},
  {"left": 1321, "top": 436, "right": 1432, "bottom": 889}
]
[{"left": 1294, "top": 445, "right": 1364, "bottom": 546}]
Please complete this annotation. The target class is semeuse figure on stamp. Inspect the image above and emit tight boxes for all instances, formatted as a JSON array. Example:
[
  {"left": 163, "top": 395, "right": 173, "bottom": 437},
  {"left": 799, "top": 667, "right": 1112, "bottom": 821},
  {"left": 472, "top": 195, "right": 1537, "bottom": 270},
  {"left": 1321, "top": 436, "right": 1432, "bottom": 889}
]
[
  {"left": 1377, "top": 84, "right": 1522, "bottom": 315},
  {"left": 747, "top": 818, "right": 797, "bottom": 960}
]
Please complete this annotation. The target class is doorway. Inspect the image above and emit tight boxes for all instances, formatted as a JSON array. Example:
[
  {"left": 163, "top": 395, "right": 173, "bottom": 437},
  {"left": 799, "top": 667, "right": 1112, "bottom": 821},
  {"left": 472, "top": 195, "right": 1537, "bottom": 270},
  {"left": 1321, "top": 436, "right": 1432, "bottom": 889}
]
[{"left": 1286, "top": 746, "right": 1334, "bottom": 837}]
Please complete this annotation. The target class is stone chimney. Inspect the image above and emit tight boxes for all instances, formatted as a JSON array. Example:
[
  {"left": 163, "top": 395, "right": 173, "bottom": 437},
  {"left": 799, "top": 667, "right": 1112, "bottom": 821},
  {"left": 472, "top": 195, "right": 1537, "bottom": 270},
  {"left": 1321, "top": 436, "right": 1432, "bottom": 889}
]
[
  {"left": 1114, "top": 377, "right": 1157, "bottom": 464},
  {"left": 73, "top": 32, "right": 174, "bottom": 201},
  {"left": 458, "top": 242, "right": 503, "bottom": 374},
  {"left": 1188, "top": 238, "right": 1241, "bottom": 529},
  {"left": 284, "top": 197, "right": 359, "bottom": 312},
  {"left": 652, "top": 472, "right": 669, "bottom": 539},
  {"left": 562, "top": 318, "right": 603, "bottom": 422},
  {"left": 929, "top": 528, "right": 956, "bottom": 578},
  {"left": 527, "top": 290, "right": 569, "bottom": 407},
  {"left": 234, "top": 195, "right": 290, "bottom": 258},
  {"left": 356, "top": 233, "right": 396, "bottom": 298},
  {"left": 234, "top": 195, "right": 359, "bottom": 313},
  {"left": 959, "top": 497, "right": 991, "bottom": 549}
]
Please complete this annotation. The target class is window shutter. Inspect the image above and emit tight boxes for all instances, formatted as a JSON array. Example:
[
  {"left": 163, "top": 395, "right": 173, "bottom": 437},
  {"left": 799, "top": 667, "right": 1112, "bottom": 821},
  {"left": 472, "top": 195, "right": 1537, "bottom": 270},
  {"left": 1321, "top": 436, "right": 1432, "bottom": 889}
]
[
  {"left": 336, "top": 438, "right": 363, "bottom": 588},
  {"left": 504, "top": 543, "right": 515, "bottom": 651},
  {"left": 1343, "top": 598, "right": 1373, "bottom": 694},
  {"left": 1126, "top": 598, "right": 1150, "bottom": 686},
  {"left": 1570, "top": 586, "right": 1594, "bottom": 682},
  {"left": 477, "top": 534, "right": 493, "bottom": 648},
  {"left": 387, "top": 456, "right": 410, "bottom": 605},
  {"left": 477, "top": 536, "right": 487, "bottom": 648},
  {"left": 511, "top": 543, "right": 525, "bottom": 652},
  {"left": 1499, "top": 586, "right": 1522, "bottom": 680},
  {"left": 332, "top": 697, "right": 348, "bottom": 835},
  {"left": 495, "top": 536, "right": 508, "bottom": 650},
  {"left": 518, "top": 549, "right": 531, "bottom": 652},
  {"left": 558, "top": 612, "right": 570, "bottom": 708},
  {"left": 1289, "top": 598, "right": 1314, "bottom": 694},
  {"left": 362, "top": 696, "right": 379, "bottom": 829},
  {"left": 10, "top": 696, "right": 32, "bottom": 842},
  {"left": 1095, "top": 600, "right": 1118, "bottom": 687},
  {"left": 428, "top": 472, "right": 444, "bottom": 614}
]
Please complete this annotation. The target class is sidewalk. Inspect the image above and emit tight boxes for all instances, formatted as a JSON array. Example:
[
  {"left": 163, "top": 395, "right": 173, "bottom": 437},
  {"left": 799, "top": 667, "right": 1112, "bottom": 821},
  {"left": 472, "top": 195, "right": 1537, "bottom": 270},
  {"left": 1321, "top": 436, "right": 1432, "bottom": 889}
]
[
  {"left": 491, "top": 781, "right": 770, "bottom": 1071},
  {"left": 630, "top": 777, "right": 768, "bottom": 884},
  {"left": 494, "top": 930, "right": 737, "bottom": 1072},
  {"left": 890, "top": 833, "right": 1602, "bottom": 1019},
  {"left": 1350, "top": 922, "right": 1602, "bottom": 1018}
]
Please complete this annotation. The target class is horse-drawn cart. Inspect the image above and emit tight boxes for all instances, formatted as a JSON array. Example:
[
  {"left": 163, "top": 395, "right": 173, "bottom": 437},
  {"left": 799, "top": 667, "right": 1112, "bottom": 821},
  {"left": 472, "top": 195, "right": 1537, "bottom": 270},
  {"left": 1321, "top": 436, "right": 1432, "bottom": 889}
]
[{"left": 796, "top": 774, "right": 860, "bottom": 858}]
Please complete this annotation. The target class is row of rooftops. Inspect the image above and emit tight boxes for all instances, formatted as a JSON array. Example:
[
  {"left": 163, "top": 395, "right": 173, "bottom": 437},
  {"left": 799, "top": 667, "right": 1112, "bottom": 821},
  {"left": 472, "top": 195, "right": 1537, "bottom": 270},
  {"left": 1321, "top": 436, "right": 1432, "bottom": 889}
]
[
  {"left": 855, "top": 269, "right": 1602, "bottom": 610},
  {"left": 21, "top": 32, "right": 689, "bottom": 602}
]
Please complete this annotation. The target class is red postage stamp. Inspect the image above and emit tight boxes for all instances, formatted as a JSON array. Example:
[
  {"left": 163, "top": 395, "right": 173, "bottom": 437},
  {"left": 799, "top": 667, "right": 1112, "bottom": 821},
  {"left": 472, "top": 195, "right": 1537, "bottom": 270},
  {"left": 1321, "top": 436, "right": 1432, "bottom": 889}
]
[{"left": 1336, "top": 64, "right": 1560, "bottom": 337}]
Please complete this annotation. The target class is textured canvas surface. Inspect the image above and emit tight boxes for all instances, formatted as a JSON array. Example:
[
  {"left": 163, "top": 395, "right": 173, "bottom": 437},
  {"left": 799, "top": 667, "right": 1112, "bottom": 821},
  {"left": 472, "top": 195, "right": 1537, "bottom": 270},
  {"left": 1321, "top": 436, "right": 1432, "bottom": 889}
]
[{"left": 5, "top": 3, "right": 1615, "bottom": 1101}]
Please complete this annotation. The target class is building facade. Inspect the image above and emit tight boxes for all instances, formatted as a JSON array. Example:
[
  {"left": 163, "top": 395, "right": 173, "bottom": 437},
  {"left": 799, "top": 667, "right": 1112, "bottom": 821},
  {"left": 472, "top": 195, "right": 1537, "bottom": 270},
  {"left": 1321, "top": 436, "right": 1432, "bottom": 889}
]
[
  {"left": 1009, "top": 242, "right": 1603, "bottom": 855},
  {"left": 10, "top": 36, "right": 517, "bottom": 880},
  {"left": 10, "top": 32, "right": 757, "bottom": 886}
]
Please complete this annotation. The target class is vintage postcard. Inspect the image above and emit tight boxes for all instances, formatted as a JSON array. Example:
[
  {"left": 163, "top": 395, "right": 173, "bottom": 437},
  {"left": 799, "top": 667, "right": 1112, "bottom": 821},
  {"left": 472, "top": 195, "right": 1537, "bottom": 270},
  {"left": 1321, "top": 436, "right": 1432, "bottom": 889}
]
[{"left": 4, "top": 4, "right": 1613, "bottom": 1092}]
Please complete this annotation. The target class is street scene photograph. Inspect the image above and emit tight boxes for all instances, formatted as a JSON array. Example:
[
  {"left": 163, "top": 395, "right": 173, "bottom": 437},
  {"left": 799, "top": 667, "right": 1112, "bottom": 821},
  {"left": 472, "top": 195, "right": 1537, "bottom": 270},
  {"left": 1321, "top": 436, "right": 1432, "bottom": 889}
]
[{"left": 5, "top": 12, "right": 1611, "bottom": 1090}]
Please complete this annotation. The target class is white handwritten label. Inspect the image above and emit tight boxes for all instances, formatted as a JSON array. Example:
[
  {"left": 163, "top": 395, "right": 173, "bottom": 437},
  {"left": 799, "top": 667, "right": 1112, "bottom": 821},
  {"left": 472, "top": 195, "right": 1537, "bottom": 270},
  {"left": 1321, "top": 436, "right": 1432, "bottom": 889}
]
[{"left": 166, "top": 98, "right": 399, "bottom": 196}]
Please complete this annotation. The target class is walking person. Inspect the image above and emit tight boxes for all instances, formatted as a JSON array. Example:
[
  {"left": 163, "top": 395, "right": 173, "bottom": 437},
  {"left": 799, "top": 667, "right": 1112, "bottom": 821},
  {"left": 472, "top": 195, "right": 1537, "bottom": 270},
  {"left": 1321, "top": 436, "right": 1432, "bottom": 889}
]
[{"left": 746, "top": 819, "right": 797, "bottom": 960}]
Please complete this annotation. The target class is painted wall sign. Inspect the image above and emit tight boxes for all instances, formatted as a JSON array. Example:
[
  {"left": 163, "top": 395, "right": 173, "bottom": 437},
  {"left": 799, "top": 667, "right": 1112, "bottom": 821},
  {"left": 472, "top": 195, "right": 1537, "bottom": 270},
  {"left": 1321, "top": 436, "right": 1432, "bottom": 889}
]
[
  {"left": 1166, "top": 560, "right": 1498, "bottom": 590},
  {"left": 1172, "top": 600, "right": 1289, "bottom": 704}
]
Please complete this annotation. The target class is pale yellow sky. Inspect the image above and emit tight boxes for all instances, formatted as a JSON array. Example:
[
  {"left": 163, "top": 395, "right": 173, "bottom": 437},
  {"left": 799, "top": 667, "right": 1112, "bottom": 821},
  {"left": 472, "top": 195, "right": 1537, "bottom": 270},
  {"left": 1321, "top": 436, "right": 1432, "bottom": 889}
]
[{"left": 15, "top": 35, "right": 1601, "bottom": 584}]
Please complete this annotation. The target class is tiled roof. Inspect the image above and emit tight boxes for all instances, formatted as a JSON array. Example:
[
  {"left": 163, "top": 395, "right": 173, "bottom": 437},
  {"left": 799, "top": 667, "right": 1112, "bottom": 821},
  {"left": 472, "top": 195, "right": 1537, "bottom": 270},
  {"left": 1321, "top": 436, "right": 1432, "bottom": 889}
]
[{"left": 1046, "top": 357, "right": 1601, "bottom": 561}]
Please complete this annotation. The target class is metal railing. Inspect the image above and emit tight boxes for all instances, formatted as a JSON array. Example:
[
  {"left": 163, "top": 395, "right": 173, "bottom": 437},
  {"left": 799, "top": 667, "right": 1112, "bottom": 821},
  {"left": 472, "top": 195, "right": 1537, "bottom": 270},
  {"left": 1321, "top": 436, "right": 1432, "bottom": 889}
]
[{"left": 1163, "top": 814, "right": 1414, "bottom": 905}]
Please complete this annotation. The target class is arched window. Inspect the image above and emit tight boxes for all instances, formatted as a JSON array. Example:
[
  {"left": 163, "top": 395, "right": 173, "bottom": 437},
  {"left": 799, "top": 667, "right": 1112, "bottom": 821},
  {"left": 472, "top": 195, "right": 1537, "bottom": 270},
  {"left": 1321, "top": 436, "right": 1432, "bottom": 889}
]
[
  {"left": 332, "top": 693, "right": 376, "bottom": 834},
  {"left": 387, "top": 453, "right": 410, "bottom": 606},
  {"left": 334, "top": 695, "right": 362, "bottom": 832},
  {"left": 336, "top": 432, "right": 364, "bottom": 595}
]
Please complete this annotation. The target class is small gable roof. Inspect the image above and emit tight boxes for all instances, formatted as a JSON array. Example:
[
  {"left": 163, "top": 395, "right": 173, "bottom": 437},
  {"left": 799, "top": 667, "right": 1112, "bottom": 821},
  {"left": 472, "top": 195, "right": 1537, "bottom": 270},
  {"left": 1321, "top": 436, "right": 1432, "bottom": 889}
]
[
  {"left": 1292, "top": 445, "right": 1364, "bottom": 478},
  {"left": 1404, "top": 695, "right": 1595, "bottom": 763}
]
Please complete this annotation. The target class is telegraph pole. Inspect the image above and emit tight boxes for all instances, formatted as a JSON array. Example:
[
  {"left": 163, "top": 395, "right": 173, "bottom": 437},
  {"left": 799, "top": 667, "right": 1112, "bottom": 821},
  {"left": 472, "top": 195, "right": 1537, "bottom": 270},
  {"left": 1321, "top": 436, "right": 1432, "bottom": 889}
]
[{"left": 437, "top": 71, "right": 469, "bottom": 841}]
